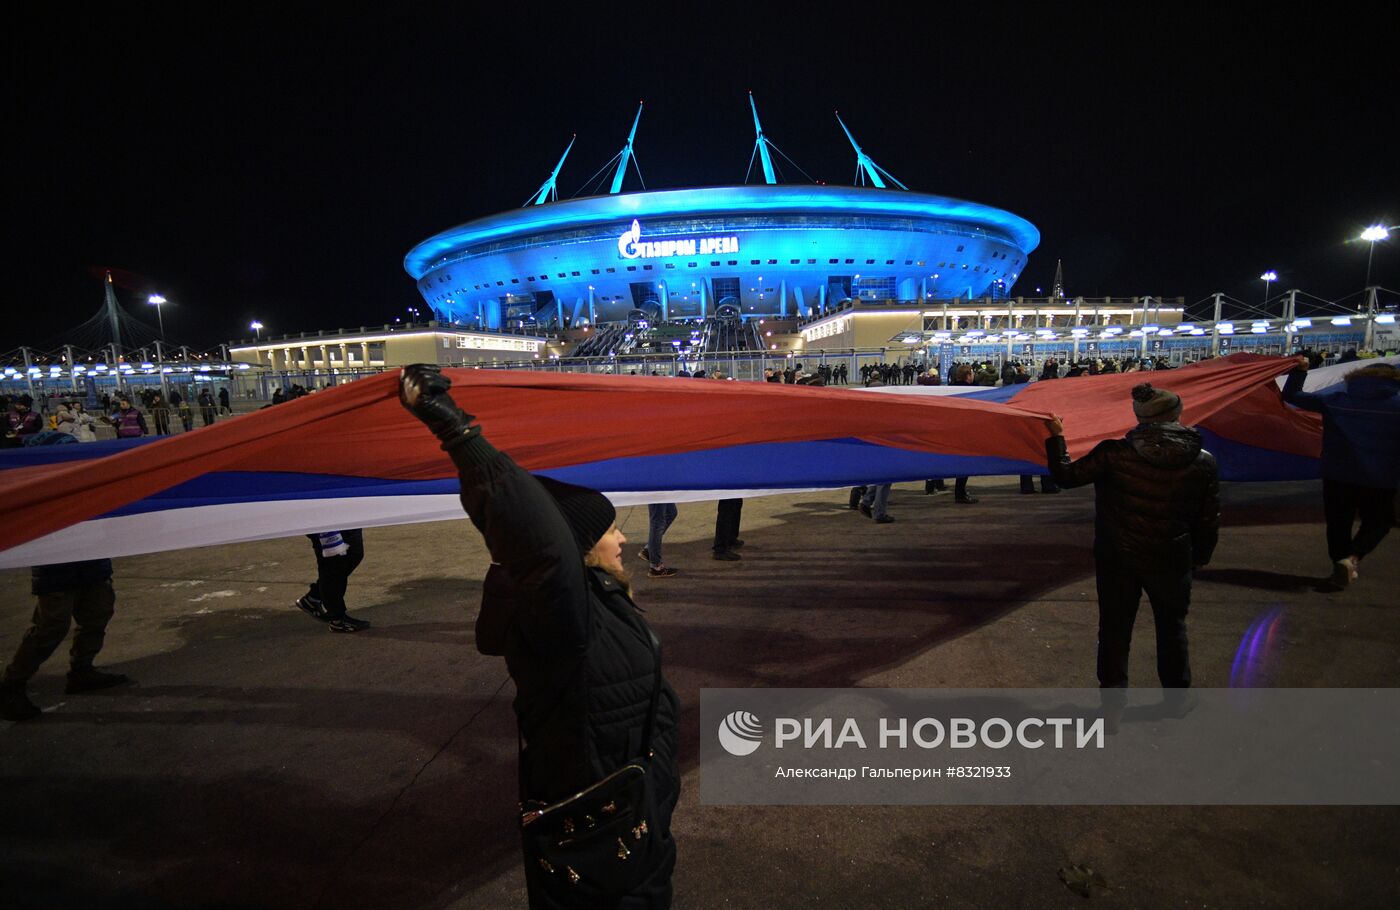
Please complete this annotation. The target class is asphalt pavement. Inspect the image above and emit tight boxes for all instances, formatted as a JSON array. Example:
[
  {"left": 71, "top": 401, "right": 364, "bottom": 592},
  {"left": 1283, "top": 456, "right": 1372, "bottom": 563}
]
[{"left": 1, "top": 478, "right": 1397, "bottom": 909}]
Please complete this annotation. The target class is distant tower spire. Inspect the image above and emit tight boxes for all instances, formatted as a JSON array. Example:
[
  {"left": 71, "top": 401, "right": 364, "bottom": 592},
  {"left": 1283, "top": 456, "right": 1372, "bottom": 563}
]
[
  {"left": 528, "top": 134, "right": 575, "bottom": 206},
  {"left": 609, "top": 102, "right": 644, "bottom": 195},
  {"left": 749, "top": 92, "right": 777, "bottom": 185},
  {"left": 835, "top": 111, "right": 907, "bottom": 190},
  {"left": 1051, "top": 260, "right": 1065, "bottom": 299},
  {"left": 104, "top": 271, "right": 123, "bottom": 353}
]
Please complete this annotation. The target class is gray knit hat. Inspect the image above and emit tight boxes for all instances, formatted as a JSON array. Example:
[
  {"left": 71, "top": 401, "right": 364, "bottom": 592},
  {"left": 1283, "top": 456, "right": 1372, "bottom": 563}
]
[
  {"left": 534, "top": 476, "right": 617, "bottom": 553},
  {"left": 1131, "top": 383, "right": 1182, "bottom": 423}
]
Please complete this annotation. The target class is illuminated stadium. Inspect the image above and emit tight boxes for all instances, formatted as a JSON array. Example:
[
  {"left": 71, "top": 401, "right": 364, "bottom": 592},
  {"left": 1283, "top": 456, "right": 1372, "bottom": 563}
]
[{"left": 404, "top": 99, "right": 1040, "bottom": 334}]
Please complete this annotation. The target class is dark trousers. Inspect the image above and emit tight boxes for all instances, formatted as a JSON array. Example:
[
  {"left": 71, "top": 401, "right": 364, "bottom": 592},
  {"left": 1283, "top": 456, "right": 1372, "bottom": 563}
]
[
  {"left": 1019, "top": 474, "right": 1060, "bottom": 493},
  {"left": 305, "top": 529, "right": 365, "bottom": 618},
  {"left": 713, "top": 499, "right": 743, "bottom": 552},
  {"left": 3, "top": 581, "right": 116, "bottom": 683},
  {"left": 954, "top": 477, "right": 969, "bottom": 499},
  {"left": 1323, "top": 479, "right": 1395, "bottom": 561},
  {"left": 1094, "top": 559, "right": 1192, "bottom": 689}
]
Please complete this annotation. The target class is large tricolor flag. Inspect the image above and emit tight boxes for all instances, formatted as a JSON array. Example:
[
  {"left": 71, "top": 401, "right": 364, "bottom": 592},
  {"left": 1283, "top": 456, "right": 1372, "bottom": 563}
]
[{"left": 0, "top": 354, "right": 1313, "bottom": 567}]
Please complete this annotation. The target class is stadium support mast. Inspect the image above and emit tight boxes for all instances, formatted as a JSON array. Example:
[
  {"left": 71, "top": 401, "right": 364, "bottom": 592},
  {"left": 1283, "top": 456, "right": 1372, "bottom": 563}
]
[
  {"left": 749, "top": 92, "right": 777, "bottom": 185},
  {"left": 835, "top": 111, "right": 907, "bottom": 190},
  {"left": 528, "top": 134, "right": 575, "bottom": 206},
  {"left": 104, "top": 271, "right": 123, "bottom": 357},
  {"left": 609, "top": 103, "right": 643, "bottom": 195},
  {"left": 1051, "top": 260, "right": 1065, "bottom": 299}
]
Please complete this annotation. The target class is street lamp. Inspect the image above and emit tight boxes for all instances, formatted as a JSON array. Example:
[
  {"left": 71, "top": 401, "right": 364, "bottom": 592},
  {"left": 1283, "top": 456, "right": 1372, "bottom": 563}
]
[
  {"left": 1259, "top": 271, "right": 1277, "bottom": 304},
  {"left": 148, "top": 294, "right": 167, "bottom": 340},
  {"left": 1360, "top": 225, "right": 1390, "bottom": 288},
  {"left": 250, "top": 320, "right": 264, "bottom": 340}
]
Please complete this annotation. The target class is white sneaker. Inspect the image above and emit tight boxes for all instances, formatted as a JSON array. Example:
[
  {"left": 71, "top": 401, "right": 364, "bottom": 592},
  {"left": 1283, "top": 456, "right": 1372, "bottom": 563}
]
[
  {"left": 1344, "top": 556, "right": 1359, "bottom": 582},
  {"left": 1330, "top": 557, "right": 1359, "bottom": 589}
]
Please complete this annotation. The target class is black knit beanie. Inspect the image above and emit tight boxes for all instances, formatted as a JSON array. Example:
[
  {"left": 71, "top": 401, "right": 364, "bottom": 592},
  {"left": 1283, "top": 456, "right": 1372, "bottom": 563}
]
[
  {"left": 534, "top": 475, "right": 617, "bottom": 553},
  {"left": 1131, "top": 383, "right": 1182, "bottom": 423}
]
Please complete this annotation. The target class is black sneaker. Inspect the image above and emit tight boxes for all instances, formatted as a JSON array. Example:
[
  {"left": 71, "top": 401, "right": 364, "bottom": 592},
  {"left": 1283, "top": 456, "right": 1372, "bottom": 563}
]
[
  {"left": 712, "top": 549, "right": 741, "bottom": 561},
  {"left": 731, "top": 539, "right": 745, "bottom": 549},
  {"left": 955, "top": 496, "right": 979, "bottom": 505},
  {"left": 858, "top": 504, "right": 873, "bottom": 518},
  {"left": 0, "top": 682, "right": 41, "bottom": 722},
  {"left": 327, "top": 615, "right": 371, "bottom": 633},
  {"left": 874, "top": 515, "right": 895, "bottom": 523},
  {"left": 65, "top": 668, "right": 132, "bottom": 694},
  {"left": 648, "top": 564, "right": 680, "bottom": 578},
  {"left": 637, "top": 547, "right": 650, "bottom": 563},
  {"left": 295, "top": 595, "right": 330, "bottom": 622}
]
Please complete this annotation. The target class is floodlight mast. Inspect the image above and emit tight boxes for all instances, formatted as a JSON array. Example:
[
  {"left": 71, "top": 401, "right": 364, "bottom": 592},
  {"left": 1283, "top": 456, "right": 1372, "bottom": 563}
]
[
  {"left": 609, "top": 103, "right": 644, "bottom": 195},
  {"left": 835, "top": 111, "right": 907, "bottom": 190},
  {"left": 749, "top": 92, "right": 777, "bottom": 185},
  {"left": 529, "top": 134, "right": 575, "bottom": 206}
]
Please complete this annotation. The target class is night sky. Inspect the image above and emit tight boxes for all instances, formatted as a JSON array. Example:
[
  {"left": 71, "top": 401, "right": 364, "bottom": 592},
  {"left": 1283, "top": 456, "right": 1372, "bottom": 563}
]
[{"left": 6, "top": 8, "right": 1396, "bottom": 354}]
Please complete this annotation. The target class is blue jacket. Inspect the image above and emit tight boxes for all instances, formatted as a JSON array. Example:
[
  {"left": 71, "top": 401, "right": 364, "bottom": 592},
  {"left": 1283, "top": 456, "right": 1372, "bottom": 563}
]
[{"left": 1282, "top": 368, "right": 1400, "bottom": 488}]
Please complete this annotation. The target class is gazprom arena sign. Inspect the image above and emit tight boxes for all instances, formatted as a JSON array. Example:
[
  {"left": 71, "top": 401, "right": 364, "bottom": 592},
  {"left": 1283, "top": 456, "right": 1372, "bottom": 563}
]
[{"left": 617, "top": 219, "right": 740, "bottom": 260}]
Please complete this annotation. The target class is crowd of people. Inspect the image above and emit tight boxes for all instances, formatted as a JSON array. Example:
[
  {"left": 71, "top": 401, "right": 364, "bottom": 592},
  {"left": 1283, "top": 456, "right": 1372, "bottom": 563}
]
[
  {"left": 385, "top": 360, "right": 1396, "bottom": 906},
  {"left": 2, "top": 348, "right": 1398, "bottom": 907},
  {"left": 1, "top": 385, "right": 242, "bottom": 447}
]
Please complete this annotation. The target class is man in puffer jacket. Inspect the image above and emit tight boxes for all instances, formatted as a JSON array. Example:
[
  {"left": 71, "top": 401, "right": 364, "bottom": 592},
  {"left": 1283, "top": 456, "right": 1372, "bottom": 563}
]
[
  {"left": 1282, "top": 359, "right": 1400, "bottom": 588},
  {"left": 1044, "top": 384, "right": 1219, "bottom": 698},
  {"left": 399, "top": 364, "right": 679, "bottom": 909}
]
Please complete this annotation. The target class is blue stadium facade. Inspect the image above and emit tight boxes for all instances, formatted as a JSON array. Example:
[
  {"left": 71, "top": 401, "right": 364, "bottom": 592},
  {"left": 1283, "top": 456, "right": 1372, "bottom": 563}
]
[{"left": 404, "top": 102, "right": 1040, "bottom": 331}]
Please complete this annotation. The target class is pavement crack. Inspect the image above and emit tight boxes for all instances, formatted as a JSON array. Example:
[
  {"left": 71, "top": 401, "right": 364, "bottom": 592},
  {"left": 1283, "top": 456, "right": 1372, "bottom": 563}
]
[{"left": 311, "top": 674, "right": 512, "bottom": 909}]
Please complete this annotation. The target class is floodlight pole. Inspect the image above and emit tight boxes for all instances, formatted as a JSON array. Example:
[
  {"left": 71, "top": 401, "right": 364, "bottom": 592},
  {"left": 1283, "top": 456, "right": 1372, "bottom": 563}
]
[
  {"left": 1211, "top": 292, "right": 1223, "bottom": 357},
  {"left": 1363, "top": 286, "right": 1379, "bottom": 351},
  {"left": 1282, "top": 291, "right": 1293, "bottom": 351},
  {"left": 21, "top": 346, "right": 35, "bottom": 398},
  {"left": 65, "top": 345, "right": 79, "bottom": 394},
  {"left": 1073, "top": 297, "right": 1083, "bottom": 360},
  {"left": 155, "top": 339, "right": 170, "bottom": 399}
]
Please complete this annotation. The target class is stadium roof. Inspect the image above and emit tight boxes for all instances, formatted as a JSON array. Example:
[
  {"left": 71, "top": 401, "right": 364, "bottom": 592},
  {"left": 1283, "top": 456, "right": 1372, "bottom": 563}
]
[{"left": 404, "top": 184, "right": 1041, "bottom": 280}]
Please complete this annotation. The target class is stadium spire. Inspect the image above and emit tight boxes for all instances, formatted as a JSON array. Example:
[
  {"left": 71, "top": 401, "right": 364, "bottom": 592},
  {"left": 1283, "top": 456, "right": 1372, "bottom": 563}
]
[
  {"left": 1051, "top": 259, "right": 1065, "bottom": 299},
  {"left": 609, "top": 102, "right": 644, "bottom": 195},
  {"left": 104, "top": 271, "right": 124, "bottom": 355},
  {"left": 835, "top": 111, "right": 907, "bottom": 190},
  {"left": 749, "top": 92, "right": 777, "bottom": 185},
  {"left": 527, "top": 134, "right": 575, "bottom": 206}
]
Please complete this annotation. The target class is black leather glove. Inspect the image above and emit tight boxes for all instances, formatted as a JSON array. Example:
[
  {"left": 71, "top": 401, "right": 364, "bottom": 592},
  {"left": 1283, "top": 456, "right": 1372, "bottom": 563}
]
[{"left": 399, "top": 364, "right": 478, "bottom": 444}]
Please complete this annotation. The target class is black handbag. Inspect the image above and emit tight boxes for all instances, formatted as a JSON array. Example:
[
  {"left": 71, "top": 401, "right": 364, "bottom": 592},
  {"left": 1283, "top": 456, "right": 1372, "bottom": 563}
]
[{"left": 519, "top": 627, "right": 663, "bottom": 897}]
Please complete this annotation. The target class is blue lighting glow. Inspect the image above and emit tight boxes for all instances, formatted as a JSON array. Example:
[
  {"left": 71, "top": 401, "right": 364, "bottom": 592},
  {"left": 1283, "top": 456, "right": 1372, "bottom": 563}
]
[
  {"left": 405, "top": 184, "right": 1039, "bottom": 328},
  {"left": 406, "top": 186, "right": 1038, "bottom": 276}
]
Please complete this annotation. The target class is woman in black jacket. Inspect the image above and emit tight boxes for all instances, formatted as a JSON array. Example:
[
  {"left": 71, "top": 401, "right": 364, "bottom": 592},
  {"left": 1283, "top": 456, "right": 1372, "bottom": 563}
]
[{"left": 399, "top": 365, "right": 679, "bottom": 909}]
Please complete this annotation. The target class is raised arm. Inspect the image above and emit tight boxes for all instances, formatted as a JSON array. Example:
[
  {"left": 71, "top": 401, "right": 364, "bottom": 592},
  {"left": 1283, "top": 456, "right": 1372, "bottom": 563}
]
[
  {"left": 399, "top": 365, "right": 590, "bottom": 656},
  {"left": 1043, "top": 415, "right": 1111, "bottom": 489},
  {"left": 1280, "top": 357, "right": 1326, "bottom": 414}
]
